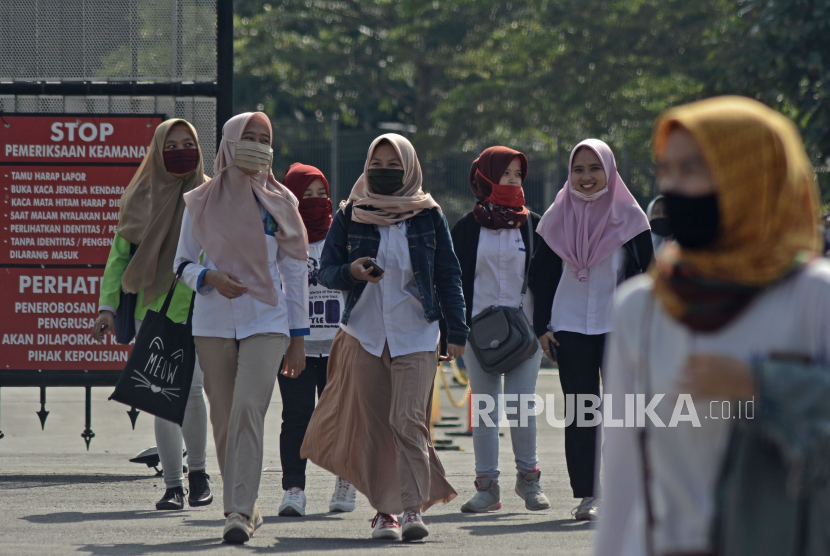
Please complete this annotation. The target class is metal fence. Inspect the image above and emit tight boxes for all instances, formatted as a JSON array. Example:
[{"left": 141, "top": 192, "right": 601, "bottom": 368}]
[
  {"left": 0, "top": 0, "right": 217, "bottom": 82},
  {"left": 269, "top": 118, "right": 658, "bottom": 227}
]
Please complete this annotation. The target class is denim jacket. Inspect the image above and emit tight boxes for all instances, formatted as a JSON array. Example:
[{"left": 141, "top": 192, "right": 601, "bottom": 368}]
[{"left": 318, "top": 203, "right": 469, "bottom": 349}]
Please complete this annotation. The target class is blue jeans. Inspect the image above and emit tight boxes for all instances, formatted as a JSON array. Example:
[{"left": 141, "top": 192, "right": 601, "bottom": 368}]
[{"left": 466, "top": 347, "right": 542, "bottom": 480}]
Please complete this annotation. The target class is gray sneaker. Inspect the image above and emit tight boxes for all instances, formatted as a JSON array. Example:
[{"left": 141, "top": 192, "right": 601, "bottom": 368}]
[
  {"left": 515, "top": 469, "right": 551, "bottom": 511},
  {"left": 460, "top": 478, "right": 501, "bottom": 513},
  {"left": 572, "top": 496, "right": 599, "bottom": 521}
]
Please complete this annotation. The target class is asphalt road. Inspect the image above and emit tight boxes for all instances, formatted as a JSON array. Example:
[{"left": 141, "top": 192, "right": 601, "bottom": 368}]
[{"left": 0, "top": 368, "right": 594, "bottom": 555}]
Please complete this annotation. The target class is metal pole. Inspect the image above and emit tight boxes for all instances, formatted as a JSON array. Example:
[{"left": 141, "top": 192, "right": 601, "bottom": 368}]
[
  {"left": 81, "top": 386, "right": 95, "bottom": 450},
  {"left": 331, "top": 114, "right": 339, "bottom": 206},
  {"left": 216, "top": 0, "right": 234, "bottom": 147}
]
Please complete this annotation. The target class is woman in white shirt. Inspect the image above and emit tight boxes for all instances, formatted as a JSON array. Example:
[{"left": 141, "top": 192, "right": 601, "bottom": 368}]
[
  {"left": 275, "top": 163, "right": 355, "bottom": 517},
  {"left": 532, "top": 139, "right": 652, "bottom": 521},
  {"left": 446, "top": 146, "right": 550, "bottom": 514},
  {"left": 301, "top": 134, "right": 468, "bottom": 542},
  {"left": 175, "top": 112, "right": 310, "bottom": 544},
  {"left": 596, "top": 96, "right": 830, "bottom": 556}
]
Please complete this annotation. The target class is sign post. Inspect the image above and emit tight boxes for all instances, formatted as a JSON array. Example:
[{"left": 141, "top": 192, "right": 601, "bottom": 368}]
[{"left": 0, "top": 114, "right": 162, "bottom": 446}]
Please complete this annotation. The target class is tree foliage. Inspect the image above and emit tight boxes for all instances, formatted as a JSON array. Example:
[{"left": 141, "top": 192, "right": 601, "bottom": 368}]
[{"left": 233, "top": 0, "right": 828, "bottom": 170}]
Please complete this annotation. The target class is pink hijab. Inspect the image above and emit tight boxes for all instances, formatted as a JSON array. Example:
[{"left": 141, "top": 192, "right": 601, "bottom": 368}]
[
  {"left": 536, "top": 139, "right": 649, "bottom": 281},
  {"left": 184, "top": 112, "right": 308, "bottom": 306}
]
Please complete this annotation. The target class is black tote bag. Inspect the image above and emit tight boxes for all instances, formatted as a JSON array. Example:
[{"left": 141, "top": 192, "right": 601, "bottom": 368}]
[{"left": 109, "top": 263, "right": 196, "bottom": 425}]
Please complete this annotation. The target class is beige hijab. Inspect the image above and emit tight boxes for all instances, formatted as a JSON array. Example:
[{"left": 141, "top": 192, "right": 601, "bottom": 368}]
[
  {"left": 183, "top": 112, "right": 308, "bottom": 307},
  {"left": 118, "top": 119, "right": 209, "bottom": 306},
  {"left": 345, "top": 133, "right": 440, "bottom": 225}
]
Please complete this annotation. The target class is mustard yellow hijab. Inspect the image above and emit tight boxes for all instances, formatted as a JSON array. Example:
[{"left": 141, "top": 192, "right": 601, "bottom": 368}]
[{"left": 651, "top": 96, "right": 821, "bottom": 328}]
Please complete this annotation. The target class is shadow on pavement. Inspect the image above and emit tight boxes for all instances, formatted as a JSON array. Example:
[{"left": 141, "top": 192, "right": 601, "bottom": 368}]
[
  {"left": 0, "top": 474, "right": 151, "bottom": 490},
  {"left": 22, "top": 509, "right": 197, "bottom": 524},
  {"left": 77, "top": 539, "right": 224, "bottom": 554},
  {"left": 250, "top": 537, "right": 421, "bottom": 553},
  {"left": 459, "top": 518, "right": 595, "bottom": 535},
  {"left": 182, "top": 512, "right": 361, "bottom": 528}
]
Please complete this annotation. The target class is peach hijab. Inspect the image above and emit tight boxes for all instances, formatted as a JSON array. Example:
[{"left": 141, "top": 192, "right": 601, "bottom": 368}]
[
  {"left": 344, "top": 133, "right": 440, "bottom": 226},
  {"left": 184, "top": 112, "right": 308, "bottom": 306}
]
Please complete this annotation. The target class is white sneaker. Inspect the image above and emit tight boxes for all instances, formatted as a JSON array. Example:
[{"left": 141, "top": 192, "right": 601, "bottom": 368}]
[
  {"left": 401, "top": 510, "right": 429, "bottom": 541},
  {"left": 278, "top": 487, "right": 306, "bottom": 517},
  {"left": 572, "top": 496, "right": 600, "bottom": 521},
  {"left": 371, "top": 512, "right": 401, "bottom": 540},
  {"left": 329, "top": 477, "right": 357, "bottom": 512},
  {"left": 223, "top": 513, "right": 250, "bottom": 544}
]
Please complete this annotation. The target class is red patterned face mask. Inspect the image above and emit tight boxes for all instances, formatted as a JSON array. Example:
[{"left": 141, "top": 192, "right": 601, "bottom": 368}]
[
  {"left": 488, "top": 183, "right": 525, "bottom": 208},
  {"left": 162, "top": 148, "right": 199, "bottom": 174}
]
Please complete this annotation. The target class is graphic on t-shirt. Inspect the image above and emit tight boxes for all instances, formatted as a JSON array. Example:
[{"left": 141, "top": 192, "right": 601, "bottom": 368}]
[
  {"left": 307, "top": 253, "right": 341, "bottom": 329},
  {"left": 308, "top": 256, "right": 320, "bottom": 287}
]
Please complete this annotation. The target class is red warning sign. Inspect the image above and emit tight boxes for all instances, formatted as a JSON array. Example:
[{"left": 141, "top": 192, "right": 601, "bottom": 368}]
[{"left": 0, "top": 114, "right": 162, "bottom": 371}]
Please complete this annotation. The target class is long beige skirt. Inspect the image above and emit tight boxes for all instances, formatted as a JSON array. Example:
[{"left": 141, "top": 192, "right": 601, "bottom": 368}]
[{"left": 301, "top": 328, "right": 457, "bottom": 515}]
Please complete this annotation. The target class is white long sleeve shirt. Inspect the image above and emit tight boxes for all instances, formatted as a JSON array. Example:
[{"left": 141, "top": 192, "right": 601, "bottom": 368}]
[
  {"left": 595, "top": 261, "right": 830, "bottom": 556},
  {"left": 174, "top": 205, "right": 309, "bottom": 340},
  {"left": 471, "top": 227, "right": 533, "bottom": 323},
  {"left": 340, "top": 221, "right": 440, "bottom": 358},
  {"left": 550, "top": 247, "right": 626, "bottom": 335}
]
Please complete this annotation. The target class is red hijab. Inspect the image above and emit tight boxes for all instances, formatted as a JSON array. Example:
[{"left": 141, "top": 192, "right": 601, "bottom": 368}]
[
  {"left": 283, "top": 163, "right": 333, "bottom": 243},
  {"left": 469, "top": 146, "right": 530, "bottom": 229}
]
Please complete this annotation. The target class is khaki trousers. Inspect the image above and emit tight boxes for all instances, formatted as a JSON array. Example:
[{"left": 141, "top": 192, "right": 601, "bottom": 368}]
[
  {"left": 195, "top": 333, "right": 287, "bottom": 516},
  {"left": 301, "top": 329, "right": 456, "bottom": 515}
]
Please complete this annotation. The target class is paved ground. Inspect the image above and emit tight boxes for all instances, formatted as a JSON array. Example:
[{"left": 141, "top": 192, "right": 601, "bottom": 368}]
[{"left": 0, "top": 367, "right": 594, "bottom": 555}]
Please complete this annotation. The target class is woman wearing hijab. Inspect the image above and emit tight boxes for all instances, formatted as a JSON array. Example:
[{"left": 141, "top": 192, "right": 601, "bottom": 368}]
[
  {"left": 646, "top": 195, "right": 673, "bottom": 252},
  {"left": 174, "top": 112, "right": 310, "bottom": 544},
  {"left": 596, "top": 96, "right": 830, "bottom": 556},
  {"left": 276, "top": 163, "right": 356, "bottom": 517},
  {"left": 444, "top": 146, "right": 550, "bottom": 513},
  {"left": 301, "top": 133, "right": 468, "bottom": 541},
  {"left": 532, "top": 139, "right": 653, "bottom": 521},
  {"left": 93, "top": 118, "right": 212, "bottom": 511}
]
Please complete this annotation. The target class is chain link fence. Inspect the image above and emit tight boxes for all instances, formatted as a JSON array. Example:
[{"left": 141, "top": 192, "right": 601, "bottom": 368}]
[{"left": 269, "top": 119, "right": 657, "bottom": 227}]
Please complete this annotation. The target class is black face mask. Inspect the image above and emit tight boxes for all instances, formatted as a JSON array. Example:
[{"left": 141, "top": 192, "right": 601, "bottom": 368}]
[
  {"left": 664, "top": 192, "right": 720, "bottom": 249},
  {"left": 366, "top": 168, "right": 405, "bottom": 196},
  {"left": 650, "top": 217, "right": 672, "bottom": 238}
]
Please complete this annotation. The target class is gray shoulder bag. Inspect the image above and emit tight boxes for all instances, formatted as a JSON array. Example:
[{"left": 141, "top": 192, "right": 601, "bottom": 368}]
[{"left": 468, "top": 221, "right": 538, "bottom": 376}]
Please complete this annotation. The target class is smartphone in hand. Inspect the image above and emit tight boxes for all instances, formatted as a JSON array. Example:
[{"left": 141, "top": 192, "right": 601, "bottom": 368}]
[{"left": 363, "top": 259, "right": 385, "bottom": 278}]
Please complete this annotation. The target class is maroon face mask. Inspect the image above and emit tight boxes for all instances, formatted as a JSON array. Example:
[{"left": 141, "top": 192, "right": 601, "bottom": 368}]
[{"left": 163, "top": 148, "right": 200, "bottom": 174}]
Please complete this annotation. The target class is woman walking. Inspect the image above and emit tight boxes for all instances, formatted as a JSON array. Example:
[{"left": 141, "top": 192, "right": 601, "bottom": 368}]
[
  {"left": 174, "top": 112, "right": 309, "bottom": 544},
  {"left": 301, "top": 133, "right": 468, "bottom": 541},
  {"left": 646, "top": 195, "right": 673, "bottom": 252},
  {"left": 276, "top": 162, "right": 356, "bottom": 517},
  {"left": 446, "top": 146, "right": 550, "bottom": 513},
  {"left": 93, "top": 118, "right": 212, "bottom": 511},
  {"left": 532, "top": 139, "right": 652, "bottom": 521},
  {"left": 596, "top": 96, "right": 830, "bottom": 556}
]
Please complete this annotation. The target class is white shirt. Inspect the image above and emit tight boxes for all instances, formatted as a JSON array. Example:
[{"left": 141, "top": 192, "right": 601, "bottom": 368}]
[
  {"left": 307, "top": 238, "right": 343, "bottom": 356},
  {"left": 471, "top": 227, "right": 533, "bottom": 323},
  {"left": 174, "top": 205, "right": 309, "bottom": 340},
  {"left": 340, "top": 221, "right": 440, "bottom": 358},
  {"left": 550, "top": 247, "right": 626, "bottom": 335},
  {"left": 595, "top": 261, "right": 830, "bottom": 556}
]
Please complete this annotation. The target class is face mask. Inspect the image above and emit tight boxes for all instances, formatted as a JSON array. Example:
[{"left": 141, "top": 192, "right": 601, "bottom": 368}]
[
  {"left": 228, "top": 139, "right": 273, "bottom": 173},
  {"left": 162, "top": 148, "right": 199, "bottom": 174},
  {"left": 664, "top": 192, "right": 720, "bottom": 249},
  {"left": 570, "top": 186, "right": 608, "bottom": 202},
  {"left": 366, "top": 168, "right": 405, "bottom": 196},
  {"left": 650, "top": 217, "right": 672, "bottom": 238},
  {"left": 488, "top": 183, "right": 525, "bottom": 208}
]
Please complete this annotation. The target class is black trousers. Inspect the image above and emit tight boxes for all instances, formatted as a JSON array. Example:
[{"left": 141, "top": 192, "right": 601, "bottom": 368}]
[
  {"left": 277, "top": 355, "right": 328, "bottom": 490},
  {"left": 553, "top": 331, "right": 606, "bottom": 499}
]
